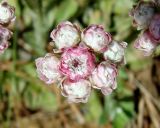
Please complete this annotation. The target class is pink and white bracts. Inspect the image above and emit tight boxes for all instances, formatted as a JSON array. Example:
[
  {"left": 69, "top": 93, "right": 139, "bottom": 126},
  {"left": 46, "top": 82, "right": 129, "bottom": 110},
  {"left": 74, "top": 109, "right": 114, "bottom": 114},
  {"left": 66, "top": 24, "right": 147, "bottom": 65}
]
[
  {"left": 81, "top": 25, "right": 112, "bottom": 53},
  {"left": 0, "top": 1, "right": 15, "bottom": 54},
  {"left": 35, "top": 21, "right": 127, "bottom": 103},
  {"left": 0, "top": 1, "right": 15, "bottom": 25},
  {"left": 35, "top": 54, "right": 62, "bottom": 84},
  {"left": 130, "top": 0, "right": 160, "bottom": 56},
  {"left": 0, "top": 25, "right": 12, "bottom": 53},
  {"left": 90, "top": 62, "right": 117, "bottom": 95},
  {"left": 59, "top": 46, "right": 95, "bottom": 82},
  {"left": 50, "top": 21, "right": 80, "bottom": 50},
  {"left": 103, "top": 40, "right": 127, "bottom": 64},
  {"left": 61, "top": 79, "right": 91, "bottom": 103},
  {"left": 134, "top": 31, "right": 157, "bottom": 56}
]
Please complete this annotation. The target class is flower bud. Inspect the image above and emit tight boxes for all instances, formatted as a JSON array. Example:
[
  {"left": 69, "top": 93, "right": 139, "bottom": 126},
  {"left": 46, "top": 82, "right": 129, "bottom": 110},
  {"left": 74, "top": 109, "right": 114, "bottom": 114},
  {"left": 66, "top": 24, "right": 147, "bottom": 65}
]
[
  {"left": 103, "top": 40, "right": 127, "bottom": 64},
  {"left": 0, "top": 26, "right": 12, "bottom": 54},
  {"left": 61, "top": 79, "right": 91, "bottom": 103},
  {"left": 81, "top": 25, "right": 112, "bottom": 53},
  {"left": 0, "top": 40, "right": 8, "bottom": 54},
  {"left": 134, "top": 31, "right": 157, "bottom": 56},
  {"left": 35, "top": 53, "right": 62, "bottom": 84},
  {"left": 0, "top": 25, "right": 12, "bottom": 40},
  {"left": 59, "top": 46, "right": 96, "bottom": 82},
  {"left": 90, "top": 62, "right": 117, "bottom": 95},
  {"left": 50, "top": 21, "right": 81, "bottom": 50},
  {"left": 149, "top": 14, "right": 160, "bottom": 43},
  {"left": 129, "top": 1, "right": 155, "bottom": 30},
  {"left": 0, "top": 1, "right": 15, "bottom": 25}
]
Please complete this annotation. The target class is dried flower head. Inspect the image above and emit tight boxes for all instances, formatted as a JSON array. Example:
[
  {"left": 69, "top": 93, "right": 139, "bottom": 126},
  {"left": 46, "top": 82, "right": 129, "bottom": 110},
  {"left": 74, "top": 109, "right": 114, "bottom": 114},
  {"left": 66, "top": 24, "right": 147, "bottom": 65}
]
[
  {"left": 129, "top": 1, "right": 155, "bottom": 30},
  {"left": 149, "top": 14, "right": 160, "bottom": 43}
]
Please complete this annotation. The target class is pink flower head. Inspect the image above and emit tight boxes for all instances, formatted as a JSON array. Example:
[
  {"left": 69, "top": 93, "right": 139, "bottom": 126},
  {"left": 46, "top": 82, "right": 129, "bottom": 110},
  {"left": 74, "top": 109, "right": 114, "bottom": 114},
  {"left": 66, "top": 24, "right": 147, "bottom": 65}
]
[
  {"left": 50, "top": 21, "right": 81, "bottom": 50},
  {"left": 0, "top": 25, "right": 12, "bottom": 54},
  {"left": 134, "top": 31, "right": 157, "bottom": 56},
  {"left": 0, "top": 1, "right": 15, "bottom": 25},
  {"left": 59, "top": 46, "right": 96, "bottom": 82},
  {"left": 61, "top": 79, "right": 91, "bottom": 103},
  {"left": 90, "top": 62, "right": 118, "bottom": 95},
  {"left": 129, "top": 1, "right": 155, "bottom": 30},
  {"left": 35, "top": 21, "right": 128, "bottom": 103},
  {"left": 149, "top": 14, "right": 160, "bottom": 43},
  {"left": 81, "top": 25, "right": 112, "bottom": 53},
  {"left": 35, "top": 53, "right": 62, "bottom": 84},
  {"left": 103, "top": 40, "right": 127, "bottom": 64}
]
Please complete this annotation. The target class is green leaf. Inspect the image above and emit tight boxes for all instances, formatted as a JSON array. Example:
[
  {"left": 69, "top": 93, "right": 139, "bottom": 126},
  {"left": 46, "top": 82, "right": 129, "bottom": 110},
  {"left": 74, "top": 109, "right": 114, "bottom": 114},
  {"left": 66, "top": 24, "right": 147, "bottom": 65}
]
[
  {"left": 23, "top": 84, "right": 58, "bottom": 111},
  {"left": 119, "top": 101, "right": 135, "bottom": 118},
  {"left": 113, "top": 107, "right": 130, "bottom": 128},
  {"left": 113, "top": 0, "right": 133, "bottom": 15},
  {"left": 54, "top": 0, "right": 78, "bottom": 23},
  {"left": 85, "top": 91, "right": 102, "bottom": 123}
]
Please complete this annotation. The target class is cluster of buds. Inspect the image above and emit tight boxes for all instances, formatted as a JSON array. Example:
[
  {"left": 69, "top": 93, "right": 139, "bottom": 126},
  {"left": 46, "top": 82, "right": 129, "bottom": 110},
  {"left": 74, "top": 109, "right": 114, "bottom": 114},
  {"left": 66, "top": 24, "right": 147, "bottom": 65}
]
[
  {"left": 0, "top": 0, "right": 15, "bottom": 54},
  {"left": 129, "top": 0, "right": 160, "bottom": 56},
  {"left": 35, "top": 21, "right": 127, "bottom": 103}
]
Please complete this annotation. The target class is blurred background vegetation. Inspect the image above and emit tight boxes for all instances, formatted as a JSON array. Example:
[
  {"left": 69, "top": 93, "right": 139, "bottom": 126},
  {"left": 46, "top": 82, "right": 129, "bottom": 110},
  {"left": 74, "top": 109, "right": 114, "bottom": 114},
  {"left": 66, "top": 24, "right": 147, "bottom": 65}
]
[{"left": 0, "top": 0, "right": 160, "bottom": 128}]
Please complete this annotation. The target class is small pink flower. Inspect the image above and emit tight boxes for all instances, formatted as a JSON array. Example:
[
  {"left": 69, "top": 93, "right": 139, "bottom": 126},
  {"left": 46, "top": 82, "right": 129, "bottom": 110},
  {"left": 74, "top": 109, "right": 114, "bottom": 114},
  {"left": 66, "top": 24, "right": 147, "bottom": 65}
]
[
  {"left": 0, "top": 40, "right": 9, "bottom": 54},
  {"left": 90, "top": 62, "right": 117, "bottom": 95},
  {"left": 61, "top": 79, "right": 91, "bottom": 103},
  {"left": 35, "top": 53, "right": 62, "bottom": 84},
  {"left": 149, "top": 14, "right": 160, "bottom": 43},
  {"left": 59, "top": 46, "right": 96, "bottom": 82},
  {"left": 0, "top": 1, "right": 15, "bottom": 25},
  {"left": 134, "top": 31, "right": 157, "bottom": 56},
  {"left": 0, "top": 26, "right": 12, "bottom": 54},
  {"left": 103, "top": 40, "right": 127, "bottom": 64},
  {"left": 81, "top": 25, "right": 112, "bottom": 53},
  {"left": 129, "top": 1, "right": 155, "bottom": 30},
  {"left": 50, "top": 21, "right": 81, "bottom": 50}
]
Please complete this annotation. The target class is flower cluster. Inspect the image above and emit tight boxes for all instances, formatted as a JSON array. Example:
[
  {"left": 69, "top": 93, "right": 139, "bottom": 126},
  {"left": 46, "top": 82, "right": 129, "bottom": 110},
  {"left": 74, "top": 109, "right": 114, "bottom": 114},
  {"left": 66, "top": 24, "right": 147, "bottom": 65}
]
[
  {"left": 0, "top": 0, "right": 15, "bottom": 54},
  {"left": 129, "top": 0, "right": 160, "bottom": 56},
  {"left": 35, "top": 21, "right": 127, "bottom": 103}
]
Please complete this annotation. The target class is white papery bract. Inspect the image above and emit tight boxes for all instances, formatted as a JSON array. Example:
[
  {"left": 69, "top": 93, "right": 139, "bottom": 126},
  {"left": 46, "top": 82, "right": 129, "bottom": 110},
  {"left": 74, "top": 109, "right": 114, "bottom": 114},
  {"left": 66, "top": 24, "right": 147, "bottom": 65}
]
[
  {"left": 0, "top": 25, "right": 12, "bottom": 54},
  {"left": 90, "top": 62, "right": 117, "bottom": 95},
  {"left": 0, "top": 1, "right": 15, "bottom": 25},
  {"left": 50, "top": 21, "right": 80, "bottom": 50},
  {"left": 35, "top": 53, "right": 62, "bottom": 84},
  {"left": 82, "top": 25, "right": 112, "bottom": 53},
  {"left": 104, "top": 40, "right": 127, "bottom": 64},
  {"left": 134, "top": 31, "right": 157, "bottom": 56},
  {"left": 59, "top": 46, "right": 96, "bottom": 82},
  {"left": 61, "top": 79, "right": 91, "bottom": 103}
]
